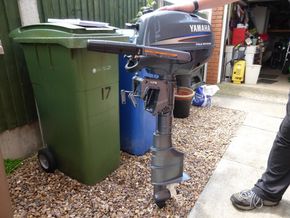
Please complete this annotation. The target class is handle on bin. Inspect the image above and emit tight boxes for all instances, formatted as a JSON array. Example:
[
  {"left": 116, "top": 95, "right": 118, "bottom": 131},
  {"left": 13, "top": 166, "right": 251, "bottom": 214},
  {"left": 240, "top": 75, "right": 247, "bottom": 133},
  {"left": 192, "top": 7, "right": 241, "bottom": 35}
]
[{"left": 120, "top": 90, "right": 138, "bottom": 107}]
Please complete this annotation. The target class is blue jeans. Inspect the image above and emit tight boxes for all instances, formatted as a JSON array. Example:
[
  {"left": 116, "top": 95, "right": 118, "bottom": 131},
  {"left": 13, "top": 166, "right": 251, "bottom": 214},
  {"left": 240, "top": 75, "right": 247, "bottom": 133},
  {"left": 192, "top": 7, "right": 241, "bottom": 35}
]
[{"left": 253, "top": 93, "right": 290, "bottom": 202}]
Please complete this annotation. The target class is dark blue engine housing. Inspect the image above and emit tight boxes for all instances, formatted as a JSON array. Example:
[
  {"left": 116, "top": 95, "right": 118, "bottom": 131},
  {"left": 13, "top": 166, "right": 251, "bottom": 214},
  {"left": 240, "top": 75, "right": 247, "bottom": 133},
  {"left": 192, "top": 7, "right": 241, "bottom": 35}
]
[{"left": 135, "top": 11, "right": 214, "bottom": 77}]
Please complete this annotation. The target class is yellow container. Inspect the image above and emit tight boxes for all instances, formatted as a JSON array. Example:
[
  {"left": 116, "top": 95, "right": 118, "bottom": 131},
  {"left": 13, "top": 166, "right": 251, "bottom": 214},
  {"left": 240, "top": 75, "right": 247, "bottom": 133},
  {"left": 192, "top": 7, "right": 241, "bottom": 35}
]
[{"left": 232, "top": 60, "right": 246, "bottom": 84}]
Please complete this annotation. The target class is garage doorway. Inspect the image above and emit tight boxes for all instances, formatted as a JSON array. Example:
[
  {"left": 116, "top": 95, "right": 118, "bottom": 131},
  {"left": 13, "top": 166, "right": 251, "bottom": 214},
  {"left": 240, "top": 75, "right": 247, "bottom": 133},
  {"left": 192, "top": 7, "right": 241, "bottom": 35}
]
[{"left": 222, "top": 0, "right": 290, "bottom": 91}]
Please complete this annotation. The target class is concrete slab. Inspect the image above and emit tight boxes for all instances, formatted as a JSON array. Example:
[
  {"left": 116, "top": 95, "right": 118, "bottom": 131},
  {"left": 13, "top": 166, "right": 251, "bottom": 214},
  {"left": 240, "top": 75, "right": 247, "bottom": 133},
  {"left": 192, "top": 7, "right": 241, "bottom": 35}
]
[
  {"left": 243, "top": 112, "right": 283, "bottom": 133},
  {"left": 223, "top": 126, "right": 276, "bottom": 170},
  {"left": 213, "top": 95, "right": 286, "bottom": 118},
  {"left": 189, "top": 159, "right": 290, "bottom": 218},
  {"left": 189, "top": 86, "right": 289, "bottom": 218},
  {"left": 218, "top": 82, "right": 289, "bottom": 102}
]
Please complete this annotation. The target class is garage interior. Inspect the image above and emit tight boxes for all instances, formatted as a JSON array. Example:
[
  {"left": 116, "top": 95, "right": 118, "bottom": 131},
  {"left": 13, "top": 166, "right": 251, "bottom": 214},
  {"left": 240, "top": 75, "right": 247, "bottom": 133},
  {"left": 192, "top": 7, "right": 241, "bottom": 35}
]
[{"left": 222, "top": 0, "right": 290, "bottom": 88}]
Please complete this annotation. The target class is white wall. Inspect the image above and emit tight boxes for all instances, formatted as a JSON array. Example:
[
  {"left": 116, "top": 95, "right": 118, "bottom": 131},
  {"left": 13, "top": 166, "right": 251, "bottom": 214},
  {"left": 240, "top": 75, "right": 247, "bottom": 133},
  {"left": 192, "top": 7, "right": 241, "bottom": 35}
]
[{"left": 18, "top": 0, "right": 40, "bottom": 26}]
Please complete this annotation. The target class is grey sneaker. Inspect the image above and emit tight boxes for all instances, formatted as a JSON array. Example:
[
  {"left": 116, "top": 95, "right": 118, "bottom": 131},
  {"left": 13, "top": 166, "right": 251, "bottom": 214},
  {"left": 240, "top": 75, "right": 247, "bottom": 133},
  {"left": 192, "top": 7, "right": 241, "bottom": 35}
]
[{"left": 230, "top": 189, "right": 279, "bottom": 210}]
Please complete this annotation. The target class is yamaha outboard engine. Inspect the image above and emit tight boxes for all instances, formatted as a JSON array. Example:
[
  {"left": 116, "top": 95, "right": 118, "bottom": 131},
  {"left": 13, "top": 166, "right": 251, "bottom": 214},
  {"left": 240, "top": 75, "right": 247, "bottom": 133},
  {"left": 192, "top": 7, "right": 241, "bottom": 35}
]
[{"left": 88, "top": 11, "right": 214, "bottom": 208}]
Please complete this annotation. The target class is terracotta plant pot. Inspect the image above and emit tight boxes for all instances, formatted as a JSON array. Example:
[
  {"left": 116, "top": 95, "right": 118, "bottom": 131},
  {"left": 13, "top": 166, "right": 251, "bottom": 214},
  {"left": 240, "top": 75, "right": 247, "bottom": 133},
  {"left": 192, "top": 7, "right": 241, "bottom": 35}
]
[{"left": 173, "top": 87, "right": 195, "bottom": 119}]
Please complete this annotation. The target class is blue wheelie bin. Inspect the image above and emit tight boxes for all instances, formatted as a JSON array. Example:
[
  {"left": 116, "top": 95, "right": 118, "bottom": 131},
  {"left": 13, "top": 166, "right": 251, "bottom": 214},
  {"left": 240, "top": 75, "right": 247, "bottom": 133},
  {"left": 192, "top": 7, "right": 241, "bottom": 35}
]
[{"left": 119, "top": 56, "right": 156, "bottom": 155}]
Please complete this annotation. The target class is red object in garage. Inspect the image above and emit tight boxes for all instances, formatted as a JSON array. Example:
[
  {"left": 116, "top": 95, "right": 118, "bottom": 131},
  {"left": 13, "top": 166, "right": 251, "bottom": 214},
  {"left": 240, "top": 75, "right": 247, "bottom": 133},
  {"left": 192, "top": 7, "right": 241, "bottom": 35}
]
[
  {"left": 232, "top": 28, "right": 246, "bottom": 45},
  {"left": 259, "top": 33, "right": 269, "bottom": 42}
]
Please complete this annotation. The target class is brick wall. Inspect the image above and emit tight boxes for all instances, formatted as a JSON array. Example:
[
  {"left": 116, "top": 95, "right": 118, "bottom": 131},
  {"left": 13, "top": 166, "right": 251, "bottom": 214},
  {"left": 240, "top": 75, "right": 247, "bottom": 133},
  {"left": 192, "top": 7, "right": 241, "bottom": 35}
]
[{"left": 206, "top": 7, "right": 225, "bottom": 84}]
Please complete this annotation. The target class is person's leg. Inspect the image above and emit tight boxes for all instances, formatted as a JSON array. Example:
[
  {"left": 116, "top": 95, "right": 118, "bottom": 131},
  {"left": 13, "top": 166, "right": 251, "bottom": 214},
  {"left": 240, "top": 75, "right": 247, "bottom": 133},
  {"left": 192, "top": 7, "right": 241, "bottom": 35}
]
[
  {"left": 231, "top": 92, "right": 290, "bottom": 210},
  {"left": 253, "top": 93, "right": 290, "bottom": 202}
]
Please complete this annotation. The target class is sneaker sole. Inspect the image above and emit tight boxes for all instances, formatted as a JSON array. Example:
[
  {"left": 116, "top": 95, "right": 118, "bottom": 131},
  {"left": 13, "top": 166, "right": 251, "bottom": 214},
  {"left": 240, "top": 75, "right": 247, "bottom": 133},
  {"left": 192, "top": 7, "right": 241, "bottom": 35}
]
[
  {"left": 232, "top": 204, "right": 255, "bottom": 210},
  {"left": 264, "top": 201, "right": 280, "bottom": 207}
]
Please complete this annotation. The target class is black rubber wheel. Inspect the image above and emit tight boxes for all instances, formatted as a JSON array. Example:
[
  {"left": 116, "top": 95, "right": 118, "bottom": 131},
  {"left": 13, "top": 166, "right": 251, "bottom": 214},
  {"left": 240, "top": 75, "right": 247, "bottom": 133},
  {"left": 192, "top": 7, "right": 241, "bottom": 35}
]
[
  {"left": 155, "top": 200, "right": 166, "bottom": 209},
  {"left": 37, "top": 148, "right": 56, "bottom": 173}
]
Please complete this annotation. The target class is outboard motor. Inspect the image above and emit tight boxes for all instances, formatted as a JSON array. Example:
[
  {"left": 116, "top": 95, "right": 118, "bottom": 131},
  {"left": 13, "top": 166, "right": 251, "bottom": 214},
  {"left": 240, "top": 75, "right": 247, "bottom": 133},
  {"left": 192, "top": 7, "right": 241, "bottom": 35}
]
[{"left": 88, "top": 11, "right": 214, "bottom": 208}]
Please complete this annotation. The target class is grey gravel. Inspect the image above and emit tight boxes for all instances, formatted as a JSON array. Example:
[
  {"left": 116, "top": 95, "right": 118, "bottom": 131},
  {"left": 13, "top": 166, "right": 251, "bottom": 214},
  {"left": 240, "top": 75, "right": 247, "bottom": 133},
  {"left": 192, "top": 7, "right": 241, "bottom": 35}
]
[{"left": 8, "top": 106, "right": 245, "bottom": 217}]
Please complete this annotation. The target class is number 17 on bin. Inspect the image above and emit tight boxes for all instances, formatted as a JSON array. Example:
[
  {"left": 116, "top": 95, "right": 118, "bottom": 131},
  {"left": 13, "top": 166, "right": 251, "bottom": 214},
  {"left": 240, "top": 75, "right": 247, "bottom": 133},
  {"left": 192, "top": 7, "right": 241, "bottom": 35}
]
[{"left": 101, "top": 87, "right": 111, "bottom": 100}]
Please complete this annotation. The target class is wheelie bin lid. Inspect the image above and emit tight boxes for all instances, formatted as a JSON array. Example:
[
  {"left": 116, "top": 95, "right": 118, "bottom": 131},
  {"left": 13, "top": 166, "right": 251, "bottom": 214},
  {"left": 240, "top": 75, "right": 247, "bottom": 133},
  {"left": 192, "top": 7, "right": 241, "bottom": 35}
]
[{"left": 10, "top": 23, "right": 126, "bottom": 48}]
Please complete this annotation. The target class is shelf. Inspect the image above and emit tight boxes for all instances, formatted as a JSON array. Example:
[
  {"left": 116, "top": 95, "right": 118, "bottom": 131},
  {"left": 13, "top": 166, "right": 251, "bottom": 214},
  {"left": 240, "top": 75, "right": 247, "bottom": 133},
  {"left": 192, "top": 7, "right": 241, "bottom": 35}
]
[{"left": 268, "top": 29, "right": 290, "bottom": 33}]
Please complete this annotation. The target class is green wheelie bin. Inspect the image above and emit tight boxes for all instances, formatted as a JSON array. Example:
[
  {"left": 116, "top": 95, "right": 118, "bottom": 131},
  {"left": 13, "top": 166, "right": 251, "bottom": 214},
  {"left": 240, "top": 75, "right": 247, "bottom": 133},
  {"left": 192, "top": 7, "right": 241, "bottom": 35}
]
[{"left": 10, "top": 23, "right": 128, "bottom": 185}]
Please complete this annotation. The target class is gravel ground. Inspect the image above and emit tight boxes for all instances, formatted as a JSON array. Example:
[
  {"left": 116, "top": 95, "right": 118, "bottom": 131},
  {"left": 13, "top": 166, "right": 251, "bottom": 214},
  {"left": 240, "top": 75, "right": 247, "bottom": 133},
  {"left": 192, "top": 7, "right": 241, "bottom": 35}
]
[{"left": 8, "top": 106, "right": 245, "bottom": 217}]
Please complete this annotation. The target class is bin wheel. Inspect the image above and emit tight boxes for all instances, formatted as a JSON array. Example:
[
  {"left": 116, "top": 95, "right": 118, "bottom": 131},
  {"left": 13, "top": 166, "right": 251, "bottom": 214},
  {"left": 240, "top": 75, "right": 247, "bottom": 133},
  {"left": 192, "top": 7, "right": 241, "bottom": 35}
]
[
  {"left": 155, "top": 200, "right": 166, "bottom": 209},
  {"left": 38, "top": 148, "right": 56, "bottom": 173}
]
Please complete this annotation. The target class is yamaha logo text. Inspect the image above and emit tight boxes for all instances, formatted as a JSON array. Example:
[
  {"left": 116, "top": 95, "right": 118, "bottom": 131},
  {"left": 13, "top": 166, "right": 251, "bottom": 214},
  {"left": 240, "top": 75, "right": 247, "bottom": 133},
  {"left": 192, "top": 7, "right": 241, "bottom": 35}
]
[{"left": 190, "top": 24, "right": 211, "bottom": 32}]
